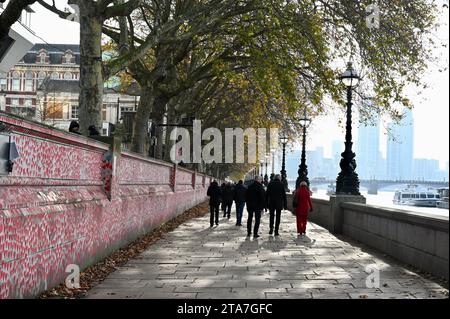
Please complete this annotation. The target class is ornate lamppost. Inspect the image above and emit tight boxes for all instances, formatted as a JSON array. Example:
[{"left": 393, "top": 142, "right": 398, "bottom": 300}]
[
  {"left": 264, "top": 154, "right": 269, "bottom": 185},
  {"left": 296, "top": 109, "right": 311, "bottom": 189},
  {"left": 280, "top": 135, "right": 289, "bottom": 192},
  {"left": 335, "top": 62, "right": 361, "bottom": 195}
]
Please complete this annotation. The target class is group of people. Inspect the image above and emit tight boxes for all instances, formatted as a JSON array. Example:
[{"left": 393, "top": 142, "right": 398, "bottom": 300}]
[
  {"left": 69, "top": 120, "right": 100, "bottom": 136},
  {"left": 207, "top": 174, "right": 313, "bottom": 238}
]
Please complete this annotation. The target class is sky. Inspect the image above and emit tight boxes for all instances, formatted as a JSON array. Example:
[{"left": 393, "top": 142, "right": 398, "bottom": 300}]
[{"left": 21, "top": 1, "right": 450, "bottom": 168}]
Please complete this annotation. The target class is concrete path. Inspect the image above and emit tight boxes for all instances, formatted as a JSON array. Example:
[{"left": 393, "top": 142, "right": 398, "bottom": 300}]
[{"left": 85, "top": 208, "right": 449, "bottom": 299}]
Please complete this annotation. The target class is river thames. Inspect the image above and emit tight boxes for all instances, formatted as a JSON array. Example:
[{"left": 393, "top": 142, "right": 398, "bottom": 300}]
[{"left": 288, "top": 183, "right": 449, "bottom": 218}]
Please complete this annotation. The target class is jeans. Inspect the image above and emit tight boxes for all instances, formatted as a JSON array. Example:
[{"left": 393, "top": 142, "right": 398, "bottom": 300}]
[
  {"left": 210, "top": 204, "right": 219, "bottom": 226},
  {"left": 269, "top": 208, "right": 282, "bottom": 234},
  {"left": 235, "top": 201, "right": 245, "bottom": 225},
  {"left": 247, "top": 209, "right": 262, "bottom": 235}
]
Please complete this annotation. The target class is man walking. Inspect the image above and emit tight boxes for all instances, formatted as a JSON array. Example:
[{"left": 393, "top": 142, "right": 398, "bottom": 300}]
[
  {"left": 266, "top": 174, "right": 287, "bottom": 236},
  {"left": 233, "top": 180, "right": 246, "bottom": 226},
  {"left": 245, "top": 176, "right": 266, "bottom": 238},
  {"left": 207, "top": 180, "right": 222, "bottom": 227},
  {"left": 222, "top": 182, "right": 234, "bottom": 219}
]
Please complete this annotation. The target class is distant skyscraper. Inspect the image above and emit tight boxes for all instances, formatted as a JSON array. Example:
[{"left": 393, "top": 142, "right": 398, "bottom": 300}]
[
  {"left": 386, "top": 108, "right": 414, "bottom": 180},
  {"left": 357, "top": 113, "right": 381, "bottom": 179}
]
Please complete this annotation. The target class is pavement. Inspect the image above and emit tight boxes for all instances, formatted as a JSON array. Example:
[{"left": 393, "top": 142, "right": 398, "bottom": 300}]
[{"left": 84, "top": 207, "right": 449, "bottom": 299}]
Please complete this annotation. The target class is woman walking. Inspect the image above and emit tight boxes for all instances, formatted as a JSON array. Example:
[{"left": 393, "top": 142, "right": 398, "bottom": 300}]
[{"left": 294, "top": 181, "right": 313, "bottom": 236}]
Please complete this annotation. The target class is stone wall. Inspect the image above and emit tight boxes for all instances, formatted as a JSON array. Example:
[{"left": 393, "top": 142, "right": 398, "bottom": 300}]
[
  {"left": 286, "top": 193, "right": 449, "bottom": 280},
  {"left": 0, "top": 112, "right": 214, "bottom": 298}
]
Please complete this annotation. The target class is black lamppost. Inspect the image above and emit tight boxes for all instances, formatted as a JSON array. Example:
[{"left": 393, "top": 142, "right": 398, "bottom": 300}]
[
  {"left": 335, "top": 62, "right": 361, "bottom": 195},
  {"left": 259, "top": 159, "right": 264, "bottom": 177},
  {"left": 280, "top": 135, "right": 289, "bottom": 192},
  {"left": 264, "top": 154, "right": 269, "bottom": 185},
  {"left": 296, "top": 109, "right": 311, "bottom": 189}
]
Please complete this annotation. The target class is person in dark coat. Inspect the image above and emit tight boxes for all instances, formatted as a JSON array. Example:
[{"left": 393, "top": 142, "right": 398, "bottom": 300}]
[
  {"left": 207, "top": 180, "right": 222, "bottom": 227},
  {"left": 266, "top": 174, "right": 287, "bottom": 236},
  {"left": 88, "top": 125, "right": 100, "bottom": 136},
  {"left": 220, "top": 182, "right": 226, "bottom": 214},
  {"left": 69, "top": 121, "right": 81, "bottom": 135},
  {"left": 233, "top": 180, "right": 247, "bottom": 226},
  {"left": 222, "top": 182, "right": 234, "bottom": 219},
  {"left": 245, "top": 176, "right": 266, "bottom": 238},
  {"left": 294, "top": 181, "right": 313, "bottom": 235}
]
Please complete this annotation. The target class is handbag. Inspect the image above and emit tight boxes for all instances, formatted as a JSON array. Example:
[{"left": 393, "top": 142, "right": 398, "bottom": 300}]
[{"left": 292, "top": 189, "right": 298, "bottom": 208}]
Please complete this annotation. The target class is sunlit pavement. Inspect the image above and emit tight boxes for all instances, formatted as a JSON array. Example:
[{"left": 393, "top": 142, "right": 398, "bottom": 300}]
[{"left": 85, "top": 208, "right": 449, "bottom": 299}]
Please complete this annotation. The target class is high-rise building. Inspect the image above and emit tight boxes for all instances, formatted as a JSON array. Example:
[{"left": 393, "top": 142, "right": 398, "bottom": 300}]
[
  {"left": 356, "top": 112, "right": 381, "bottom": 179},
  {"left": 386, "top": 108, "right": 414, "bottom": 180},
  {"left": 413, "top": 159, "right": 440, "bottom": 180}
]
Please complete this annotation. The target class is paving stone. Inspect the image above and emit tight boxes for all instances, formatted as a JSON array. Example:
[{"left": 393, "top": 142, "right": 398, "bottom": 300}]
[{"left": 84, "top": 206, "right": 449, "bottom": 299}]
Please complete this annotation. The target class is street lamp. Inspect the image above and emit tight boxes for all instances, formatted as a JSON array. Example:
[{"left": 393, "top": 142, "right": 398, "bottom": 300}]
[
  {"left": 336, "top": 62, "right": 361, "bottom": 195},
  {"left": 296, "top": 109, "right": 311, "bottom": 189},
  {"left": 259, "top": 159, "right": 264, "bottom": 177},
  {"left": 280, "top": 135, "right": 289, "bottom": 192},
  {"left": 264, "top": 154, "right": 269, "bottom": 185}
]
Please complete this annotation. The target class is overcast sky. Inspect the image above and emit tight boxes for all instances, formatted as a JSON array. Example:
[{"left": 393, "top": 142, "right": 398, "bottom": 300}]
[{"left": 25, "top": 1, "right": 450, "bottom": 168}]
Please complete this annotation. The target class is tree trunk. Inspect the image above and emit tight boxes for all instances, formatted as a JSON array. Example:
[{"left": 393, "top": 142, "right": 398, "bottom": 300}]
[
  {"left": 78, "top": 3, "right": 104, "bottom": 135},
  {"left": 131, "top": 86, "right": 153, "bottom": 154},
  {"left": 153, "top": 95, "right": 169, "bottom": 159}
]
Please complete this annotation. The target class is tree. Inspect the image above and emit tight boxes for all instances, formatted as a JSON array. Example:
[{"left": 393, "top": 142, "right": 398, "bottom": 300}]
[{"left": 0, "top": 0, "right": 37, "bottom": 40}]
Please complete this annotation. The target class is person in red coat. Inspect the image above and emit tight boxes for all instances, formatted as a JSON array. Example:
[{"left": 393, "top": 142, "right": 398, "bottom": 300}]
[{"left": 294, "top": 181, "right": 313, "bottom": 235}]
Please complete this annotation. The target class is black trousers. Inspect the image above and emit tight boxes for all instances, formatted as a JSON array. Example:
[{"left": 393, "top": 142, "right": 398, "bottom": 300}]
[
  {"left": 223, "top": 201, "right": 232, "bottom": 217},
  {"left": 269, "top": 208, "right": 282, "bottom": 233},
  {"left": 247, "top": 210, "right": 262, "bottom": 235},
  {"left": 210, "top": 204, "right": 219, "bottom": 226}
]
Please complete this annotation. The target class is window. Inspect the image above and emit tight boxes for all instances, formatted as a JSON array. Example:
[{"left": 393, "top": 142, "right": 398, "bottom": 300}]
[
  {"left": 11, "top": 98, "right": 19, "bottom": 106},
  {"left": 63, "top": 51, "right": 73, "bottom": 64},
  {"left": 402, "top": 194, "right": 411, "bottom": 199},
  {"left": 51, "top": 72, "right": 59, "bottom": 80},
  {"left": 38, "top": 71, "right": 46, "bottom": 86},
  {"left": 0, "top": 72, "right": 6, "bottom": 90},
  {"left": 64, "top": 72, "right": 72, "bottom": 80},
  {"left": 24, "top": 99, "right": 32, "bottom": 107},
  {"left": 12, "top": 72, "right": 20, "bottom": 91},
  {"left": 25, "top": 72, "right": 33, "bottom": 91},
  {"left": 71, "top": 104, "right": 79, "bottom": 119},
  {"left": 420, "top": 194, "right": 426, "bottom": 199},
  {"left": 427, "top": 194, "right": 435, "bottom": 198}
]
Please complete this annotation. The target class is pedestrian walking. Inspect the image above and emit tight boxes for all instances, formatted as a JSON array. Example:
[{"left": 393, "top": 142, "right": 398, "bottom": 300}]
[
  {"left": 222, "top": 182, "right": 234, "bottom": 219},
  {"left": 233, "top": 180, "right": 246, "bottom": 226},
  {"left": 220, "top": 182, "right": 226, "bottom": 215},
  {"left": 69, "top": 120, "right": 81, "bottom": 135},
  {"left": 207, "top": 180, "right": 222, "bottom": 227},
  {"left": 245, "top": 176, "right": 266, "bottom": 238},
  {"left": 266, "top": 174, "right": 287, "bottom": 236},
  {"left": 293, "top": 181, "right": 313, "bottom": 235}
]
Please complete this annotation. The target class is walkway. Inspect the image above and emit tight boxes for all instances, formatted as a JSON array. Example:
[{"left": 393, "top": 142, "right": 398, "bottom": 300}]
[{"left": 85, "top": 208, "right": 449, "bottom": 299}]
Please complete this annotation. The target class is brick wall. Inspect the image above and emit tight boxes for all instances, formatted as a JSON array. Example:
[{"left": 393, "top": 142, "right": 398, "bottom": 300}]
[{"left": 0, "top": 112, "right": 214, "bottom": 299}]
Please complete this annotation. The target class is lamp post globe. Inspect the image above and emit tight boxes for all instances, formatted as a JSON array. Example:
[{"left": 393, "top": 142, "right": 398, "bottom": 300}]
[{"left": 335, "top": 62, "right": 361, "bottom": 195}]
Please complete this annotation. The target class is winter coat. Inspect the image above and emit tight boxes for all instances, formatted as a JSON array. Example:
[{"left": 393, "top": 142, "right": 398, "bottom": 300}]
[
  {"left": 266, "top": 179, "right": 287, "bottom": 210},
  {"left": 245, "top": 181, "right": 266, "bottom": 211},
  {"left": 207, "top": 182, "right": 222, "bottom": 206},
  {"left": 233, "top": 183, "right": 247, "bottom": 203},
  {"left": 222, "top": 185, "right": 234, "bottom": 204},
  {"left": 294, "top": 186, "right": 313, "bottom": 215}
]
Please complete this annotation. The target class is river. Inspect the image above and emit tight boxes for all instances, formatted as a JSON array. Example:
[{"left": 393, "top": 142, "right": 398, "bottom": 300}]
[{"left": 288, "top": 183, "right": 449, "bottom": 218}]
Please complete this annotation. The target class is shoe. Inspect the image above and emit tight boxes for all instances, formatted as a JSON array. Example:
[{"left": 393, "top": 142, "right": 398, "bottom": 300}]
[
  {"left": 274, "top": 232, "right": 279, "bottom": 236},
  {"left": 254, "top": 234, "right": 260, "bottom": 238},
  {"left": 216, "top": 222, "right": 219, "bottom": 226},
  {"left": 269, "top": 229, "right": 273, "bottom": 235},
  {"left": 210, "top": 225, "right": 214, "bottom": 228},
  {"left": 247, "top": 233, "right": 251, "bottom": 237}
]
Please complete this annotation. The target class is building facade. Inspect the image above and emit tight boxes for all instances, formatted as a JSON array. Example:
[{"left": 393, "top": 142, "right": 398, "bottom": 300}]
[
  {"left": 386, "top": 108, "right": 414, "bottom": 180},
  {"left": 1, "top": 43, "right": 139, "bottom": 134}
]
